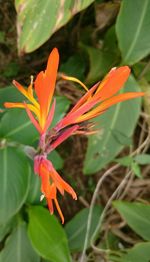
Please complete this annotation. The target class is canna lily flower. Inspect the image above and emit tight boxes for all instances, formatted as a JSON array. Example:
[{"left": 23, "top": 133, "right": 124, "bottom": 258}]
[
  {"left": 4, "top": 47, "right": 144, "bottom": 223},
  {"left": 4, "top": 48, "right": 59, "bottom": 135},
  {"left": 55, "top": 67, "right": 144, "bottom": 131},
  {"left": 34, "top": 155, "right": 77, "bottom": 224}
]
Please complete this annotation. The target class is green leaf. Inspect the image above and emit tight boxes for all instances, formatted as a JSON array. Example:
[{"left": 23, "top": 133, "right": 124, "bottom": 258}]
[
  {"left": 27, "top": 150, "right": 64, "bottom": 204},
  {"left": 60, "top": 54, "right": 86, "bottom": 81},
  {"left": 116, "top": 0, "right": 150, "bottom": 65},
  {"left": 113, "top": 201, "right": 150, "bottom": 241},
  {"left": 0, "top": 217, "right": 16, "bottom": 242},
  {"left": 82, "top": 27, "right": 119, "bottom": 85},
  {"left": 64, "top": 206, "right": 103, "bottom": 252},
  {"left": 26, "top": 172, "right": 41, "bottom": 205},
  {"left": 131, "top": 162, "right": 142, "bottom": 178},
  {"left": 0, "top": 109, "right": 38, "bottom": 145},
  {"left": 0, "top": 85, "right": 24, "bottom": 108},
  {"left": 0, "top": 147, "right": 30, "bottom": 225},
  {"left": 27, "top": 206, "right": 71, "bottom": 262},
  {"left": 84, "top": 75, "right": 142, "bottom": 174},
  {"left": 48, "top": 150, "right": 64, "bottom": 170},
  {"left": 134, "top": 154, "right": 150, "bottom": 165},
  {"left": 15, "top": 0, "right": 94, "bottom": 53},
  {"left": 115, "top": 156, "right": 133, "bottom": 167},
  {"left": 120, "top": 242, "right": 150, "bottom": 262},
  {"left": 0, "top": 222, "right": 40, "bottom": 262}
]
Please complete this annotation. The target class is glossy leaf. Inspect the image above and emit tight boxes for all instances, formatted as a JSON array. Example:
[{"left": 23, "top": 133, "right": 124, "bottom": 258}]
[
  {"left": 27, "top": 206, "right": 71, "bottom": 262},
  {"left": 116, "top": 0, "right": 150, "bottom": 64},
  {"left": 0, "top": 222, "right": 40, "bottom": 262},
  {"left": 65, "top": 206, "right": 103, "bottom": 252},
  {"left": 84, "top": 75, "right": 142, "bottom": 174},
  {"left": 0, "top": 147, "right": 30, "bottom": 225},
  {"left": 120, "top": 242, "right": 150, "bottom": 262},
  {"left": 113, "top": 201, "right": 150, "bottom": 241},
  {"left": 15, "top": 0, "right": 94, "bottom": 53}
]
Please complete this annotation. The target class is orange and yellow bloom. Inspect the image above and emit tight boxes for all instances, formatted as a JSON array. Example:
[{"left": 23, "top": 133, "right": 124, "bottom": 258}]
[
  {"left": 4, "top": 48, "right": 59, "bottom": 134},
  {"left": 4, "top": 48, "right": 144, "bottom": 223}
]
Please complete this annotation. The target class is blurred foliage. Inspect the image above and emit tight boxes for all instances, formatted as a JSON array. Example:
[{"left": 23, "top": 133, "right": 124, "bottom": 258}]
[{"left": 1, "top": 0, "right": 150, "bottom": 261}]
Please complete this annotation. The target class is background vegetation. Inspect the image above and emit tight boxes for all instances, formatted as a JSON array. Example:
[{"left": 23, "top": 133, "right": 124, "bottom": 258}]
[{"left": 0, "top": 0, "right": 150, "bottom": 261}]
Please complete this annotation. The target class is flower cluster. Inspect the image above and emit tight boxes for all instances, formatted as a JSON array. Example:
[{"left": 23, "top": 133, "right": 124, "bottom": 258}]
[{"left": 4, "top": 48, "right": 144, "bottom": 223}]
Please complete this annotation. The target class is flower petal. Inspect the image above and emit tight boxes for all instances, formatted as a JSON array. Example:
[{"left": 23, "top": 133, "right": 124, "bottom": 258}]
[
  {"left": 13, "top": 80, "right": 39, "bottom": 108},
  {"left": 95, "top": 66, "right": 131, "bottom": 99},
  {"left": 50, "top": 125, "right": 79, "bottom": 151},
  {"left": 34, "top": 48, "right": 59, "bottom": 124},
  {"left": 43, "top": 99, "right": 56, "bottom": 133},
  {"left": 24, "top": 103, "right": 42, "bottom": 133},
  {"left": 76, "top": 92, "right": 144, "bottom": 122}
]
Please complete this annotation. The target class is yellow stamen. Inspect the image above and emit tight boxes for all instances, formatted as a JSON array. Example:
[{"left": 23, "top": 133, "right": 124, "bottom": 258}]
[{"left": 61, "top": 74, "right": 89, "bottom": 92}]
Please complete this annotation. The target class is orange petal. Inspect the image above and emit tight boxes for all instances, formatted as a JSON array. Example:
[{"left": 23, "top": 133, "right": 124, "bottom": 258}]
[
  {"left": 56, "top": 96, "right": 99, "bottom": 129},
  {"left": 13, "top": 80, "right": 39, "bottom": 108},
  {"left": 34, "top": 48, "right": 59, "bottom": 123},
  {"left": 50, "top": 125, "right": 79, "bottom": 151},
  {"left": 95, "top": 66, "right": 131, "bottom": 99},
  {"left": 43, "top": 99, "right": 56, "bottom": 133},
  {"left": 40, "top": 163, "right": 50, "bottom": 196},
  {"left": 49, "top": 168, "right": 77, "bottom": 200},
  {"left": 76, "top": 92, "right": 144, "bottom": 122},
  {"left": 47, "top": 198, "right": 54, "bottom": 214},
  {"left": 67, "top": 82, "right": 99, "bottom": 114},
  {"left": 4, "top": 102, "right": 40, "bottom": 118},
  {"left": 24, "top": 103, "right": 42, "bottom": 133},
  {"left": 54, "top": 198, "right": 64, "bottom": 224}
]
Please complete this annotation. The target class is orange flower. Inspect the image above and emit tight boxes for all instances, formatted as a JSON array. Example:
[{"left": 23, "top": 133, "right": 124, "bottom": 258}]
[
  {"left": 56, "top": 67, "right": 144, "bottom": 130},
  {"left": 4, "top": 47, "right": 144, "bottom": 223},
  {"left": 34, "top": 155, "right": 77, "bottom": 224},
  {"left": 4, "top": 48, "right": 59, "bottom": 134}
]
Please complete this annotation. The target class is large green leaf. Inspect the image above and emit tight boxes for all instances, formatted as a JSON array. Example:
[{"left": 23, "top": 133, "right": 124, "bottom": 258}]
[
  {"left": 116, "top": 0, "right": 150, "bottom": 65},
  {"left": 0, "top": 217, "right": 16, "bottom": 242},
  {"left": 15, "top": 0, "right": 94, "bottom": 53},
  {"left": 0, "top": 222, "right": 40, "bottom": 262},
  {"left": 120, "top": 242, "right": 150, "bottom": 262},
  {"left": 65, "top": 206, "right": 103, "bottom": 252},
  {"left": 0, "top": 110, "right": 38, "bottom": 145},
  {"left": 0, "top": 147, "right": 30, "bottom": 225},
  {"left": 27, "top": 206, "right": 71, "bottom": 262},
  {"left": 83, "top": 75, "right": 142, "bottom": 174},
  {"left": 113, "top": 201, "right": 150, "bottom": 241}
]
